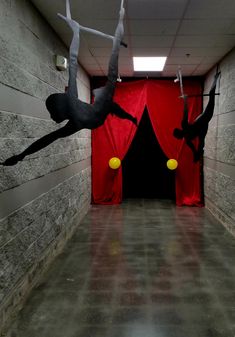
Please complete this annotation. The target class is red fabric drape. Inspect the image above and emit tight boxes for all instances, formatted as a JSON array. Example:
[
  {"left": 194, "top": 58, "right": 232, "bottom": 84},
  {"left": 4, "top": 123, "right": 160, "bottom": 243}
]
[
  {"left": 146, "top": 80, "right": 202, "bottom": 206},
  {"left": 92, "top": 79, "right": 203, "bottom": 206},
  {"left": 92, "top": 81, "right": 147, "bottom": 204}
]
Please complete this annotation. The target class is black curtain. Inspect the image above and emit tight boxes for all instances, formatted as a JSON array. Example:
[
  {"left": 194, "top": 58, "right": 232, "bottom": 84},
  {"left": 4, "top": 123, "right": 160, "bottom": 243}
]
[{"left": 122, "top": 108, "right": 175, "bottom": 199}]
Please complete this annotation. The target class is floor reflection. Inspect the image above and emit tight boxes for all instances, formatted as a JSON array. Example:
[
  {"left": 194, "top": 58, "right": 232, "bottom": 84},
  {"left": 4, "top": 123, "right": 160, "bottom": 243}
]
[{"left": 7, "top": 199, "right": 235, "bottom": 337}]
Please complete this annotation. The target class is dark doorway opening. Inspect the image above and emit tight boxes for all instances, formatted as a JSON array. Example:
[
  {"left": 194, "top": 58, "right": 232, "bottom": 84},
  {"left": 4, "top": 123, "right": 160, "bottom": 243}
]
[{"left": 122, "top": 108, "right": 175, "bottom": 199}]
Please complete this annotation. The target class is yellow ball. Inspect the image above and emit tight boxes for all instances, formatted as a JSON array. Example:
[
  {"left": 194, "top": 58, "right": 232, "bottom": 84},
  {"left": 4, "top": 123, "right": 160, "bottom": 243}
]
[
  {"left": 109, "top": 157, "right": 121, "bottom": 169},
  {"left": 167, "top": 159, "right": 178, "bottom": 170}
]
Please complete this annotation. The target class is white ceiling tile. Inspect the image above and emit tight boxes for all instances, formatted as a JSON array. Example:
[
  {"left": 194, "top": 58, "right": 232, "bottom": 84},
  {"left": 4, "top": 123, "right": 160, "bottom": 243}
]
[
  {"left": 127, "top": 0, "right": 188, "bottom": 19},
  {"left": 100, "top": 64, "right": 111, "bottom": 73},
  {"left": 79, "top": 60, "right": 95, "bottom": 70},
  {"left": 161, "top": 70, "right": 179, "bottom": 77},
  {"left": 119, "top": 66, "right": 134, "bottom": 74},
  {"left": 84, "top": 66, "right": 101, "bottom": 73},
  {"left": 131, "top": 35, "right": 175, "bottom": 48},
  {"left": 78, "top": 19, "right": 123, "bottom": 36},
  {"left": 95, "top": 60, "right": 109, "bottom": 69},
  {"left": 95, "top": 56, "right": 133, "bottom": 66},
  {"left": 174, "top": 35, "right": 217, "bottom": 48},
  {"left": 118, "top": 57, "right": 134, "bottom": 66},
  {"left": 166, "top": 56, "right": 203, "bottom": 65},
  {"left": 120, "top": 71, "right": 135, "bottom": 77},
  {"left": 31, "top": 0, "right": 235, "bottom": 77},
  {"left": 214, "top": 35, "right": 235, "bottom": 48},
  {"left": 78, "top": 58, "right": 97, "bottom": 66},
  {"left": 89, "top": 69, "right": 106, "bottom": 76},
  {"left": 82, "top": 34, "right": 116, "bottom": 48},
  {"left": 170, "top": 47, "right": 229, "bottom": 58},
  {"left": 185, "top": 0, "right": 235, "bottom": 19},
  {"left": 178, "top": 19, "right": 235, "bottom": 35},
  {"left": 78, "top": 44, "right": 98, "bottom": 62},
  {"left": 200, "top": 55, "right": 226, "bottom": 64},
  {"left": 163, "top": 64, "right": 197, "bottom": 75},
  {"left": 90, "top": 47, "right": 130, "bottom": 57},
  {"left": 192, "top": 70, "right": 208, "bottom": 76},
  {"left": 192, "top": 64, "right": 215, "bottom": 76},
  {"left": 78, "top": 52, "right": 96, "bottom": 62},
  {"left": 227, "top": 21, "right": 235, "bottom": 34},
  {"left": 71, "top": 0, "right": 122, "bottom": 20},
  {"left": 129, "top": 20, "right": 180, "bottom": 35}
]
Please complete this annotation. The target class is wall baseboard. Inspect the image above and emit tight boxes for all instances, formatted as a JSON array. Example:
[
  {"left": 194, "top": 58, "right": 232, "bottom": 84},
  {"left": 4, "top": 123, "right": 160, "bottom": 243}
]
[{"left": 0, "top": 199, "right": 90, "bottom": 336}]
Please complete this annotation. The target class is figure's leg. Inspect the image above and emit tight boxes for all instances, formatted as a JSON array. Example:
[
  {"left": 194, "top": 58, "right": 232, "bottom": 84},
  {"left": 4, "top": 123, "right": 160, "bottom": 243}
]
[
  {"left": 58, "top": 0, "right": 81, "bottom": 98},
  {"left": 204, "top": 71, "right": 220, "bottom": 120},
  {"left": 194, "top": 71, "right": 220, "bottom": 125},
  {"left": 176, "top": 67, "right": 184, "bottom": 97},
  {"left": 58, "top": 1, "right": 126, "bottom": 98},
  {"left": 173, "top": 128, "right": 184, "bottom": 139},
  {"left": 173, "top": 95, "right": 189, "bottom": 139},
  {"left": 186, "top": 72, "right": 220, "bottom": 160},
  {"left": 185, "top": 138, "right": 198, "bottom": 160},
  {"left": 210, "top": 70, "right": 221, "bottom": 94},
  {"left": 65, "top": 0, "right": 71, "bottom": 19},
  {"left": 111, "top": 102, "right": 137, "bottom": 125},
  {"left": 194, "top": 135, "right": 205, "bottom": 162},
  {"left": 181, "top": 95, "right": 189, "bottom": 129},
  {"left": 107, "top": 0, "right": 125, "bottom": 83}
]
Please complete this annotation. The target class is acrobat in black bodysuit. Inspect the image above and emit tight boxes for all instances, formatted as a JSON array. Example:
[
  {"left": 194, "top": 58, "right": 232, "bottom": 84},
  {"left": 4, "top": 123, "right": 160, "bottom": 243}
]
[
  {"left": 2, "top": 0, "right": 137, "bottom": 166},
  {"left": 173, "top": 71, "right": 220, "bottom": 162}
]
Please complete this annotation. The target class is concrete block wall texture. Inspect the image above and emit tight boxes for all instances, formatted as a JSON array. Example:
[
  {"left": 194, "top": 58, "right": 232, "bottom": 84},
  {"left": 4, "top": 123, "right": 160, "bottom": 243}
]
[
  {"left": 0, "top": 0, "right": 91, "bottom": 332},
  {"left": 204, "top": 48, "right": 235, "bottom": 236}
]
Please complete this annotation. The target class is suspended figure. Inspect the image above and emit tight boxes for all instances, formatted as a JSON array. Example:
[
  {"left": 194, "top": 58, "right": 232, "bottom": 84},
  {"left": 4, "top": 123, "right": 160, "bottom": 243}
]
[
  {"left": 173, "top": 70, "right": 220, "bottom": 162},
  {"left": 2, "top": 0, "right": 137, "bottom": 166}
]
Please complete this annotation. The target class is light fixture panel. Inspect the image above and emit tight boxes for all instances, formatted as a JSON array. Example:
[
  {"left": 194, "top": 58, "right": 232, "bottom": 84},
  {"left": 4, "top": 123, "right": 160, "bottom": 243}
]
[{"left": 133, "top": 57, "right": 167, "bottom": 71}]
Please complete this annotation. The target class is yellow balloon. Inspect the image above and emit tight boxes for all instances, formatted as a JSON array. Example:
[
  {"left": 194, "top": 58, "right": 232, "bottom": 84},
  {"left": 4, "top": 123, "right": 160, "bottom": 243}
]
[
  {"left": 167, "top": 159, "right": 178, "bottom": 170},
  {"left": 109, "top": 157, "right": 121, "bottom": 169}
]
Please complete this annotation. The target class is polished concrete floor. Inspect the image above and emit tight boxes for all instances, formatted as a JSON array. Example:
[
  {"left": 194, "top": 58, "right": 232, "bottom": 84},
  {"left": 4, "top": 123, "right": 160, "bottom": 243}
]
[{"left": 8, "top": 200, "right": 235, "bottom": 337}]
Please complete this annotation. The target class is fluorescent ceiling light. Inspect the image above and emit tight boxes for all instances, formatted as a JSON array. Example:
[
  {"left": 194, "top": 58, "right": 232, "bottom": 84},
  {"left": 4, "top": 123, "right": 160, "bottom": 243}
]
[{"left": 133, "top": 57, "right": 167, "bottom": 71}]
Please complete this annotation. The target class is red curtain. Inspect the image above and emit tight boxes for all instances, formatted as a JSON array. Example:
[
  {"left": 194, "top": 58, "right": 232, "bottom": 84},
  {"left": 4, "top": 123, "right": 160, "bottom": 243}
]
[{"left": 92, "top": 79, "right": 203, "bottom": 206}]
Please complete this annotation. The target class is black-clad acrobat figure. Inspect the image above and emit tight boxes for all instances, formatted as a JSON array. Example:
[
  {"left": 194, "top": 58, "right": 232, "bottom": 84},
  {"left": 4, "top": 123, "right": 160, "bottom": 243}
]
[
  {"left": 173, "top": 70, "right": 220, "bottom": 162},
  {"left": 2, "top": 0, "right": 137, "bottom": 166}
]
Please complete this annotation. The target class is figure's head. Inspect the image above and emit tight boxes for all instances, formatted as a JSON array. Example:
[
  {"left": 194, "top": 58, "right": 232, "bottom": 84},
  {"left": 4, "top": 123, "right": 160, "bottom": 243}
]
[
  {"left": 173, "top": 128, "right": 184, "bottom": 139},
  {"left": 46, "top": 93, "right": 68, "bottom": 123}
]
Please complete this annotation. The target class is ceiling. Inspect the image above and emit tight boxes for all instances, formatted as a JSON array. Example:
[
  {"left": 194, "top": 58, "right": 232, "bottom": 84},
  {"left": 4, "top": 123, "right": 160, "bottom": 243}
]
[{"left": 31, "top": 0, "right": 235, "bottom": 78}]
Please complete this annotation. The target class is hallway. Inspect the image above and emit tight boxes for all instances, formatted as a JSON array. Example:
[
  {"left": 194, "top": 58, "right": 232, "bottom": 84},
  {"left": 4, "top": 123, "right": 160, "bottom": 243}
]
[{"left": 8, "top": 200, "right": 235, "bottom": 337}]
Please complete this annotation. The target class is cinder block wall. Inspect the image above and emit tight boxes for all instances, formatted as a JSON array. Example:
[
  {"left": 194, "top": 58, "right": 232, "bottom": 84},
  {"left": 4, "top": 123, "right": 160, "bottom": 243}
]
[
  {"left": 0, "top": 0, "right": 91, "bottom": 331},
  {"left": 204, "top": 48, "right": 235, "bottom": 235}
]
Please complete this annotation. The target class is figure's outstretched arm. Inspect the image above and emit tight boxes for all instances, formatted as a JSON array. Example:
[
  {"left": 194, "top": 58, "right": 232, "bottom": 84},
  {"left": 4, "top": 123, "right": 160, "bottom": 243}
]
[
  {"left": 1, "top": 122, "right": 77, "bottom": 166},
  {"left": 111, "top": 102, "right": 138, "bottom": 125}
]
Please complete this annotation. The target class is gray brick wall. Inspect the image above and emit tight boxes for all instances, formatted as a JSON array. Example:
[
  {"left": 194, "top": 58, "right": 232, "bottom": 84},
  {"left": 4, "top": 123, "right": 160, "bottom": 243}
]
[
  {"left": 0, "top": 0, "right": 91, "bottom": 331},
  {"left": 204, "top": 48, "right": 235, "bottom": 235}
]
